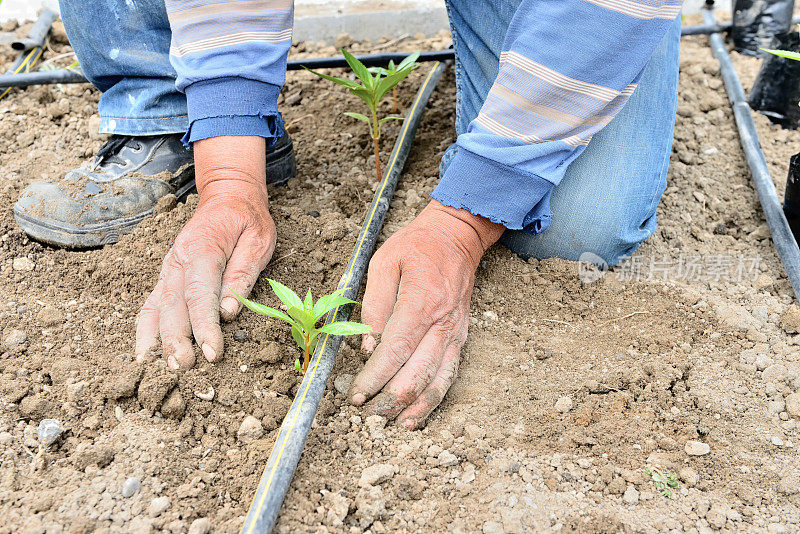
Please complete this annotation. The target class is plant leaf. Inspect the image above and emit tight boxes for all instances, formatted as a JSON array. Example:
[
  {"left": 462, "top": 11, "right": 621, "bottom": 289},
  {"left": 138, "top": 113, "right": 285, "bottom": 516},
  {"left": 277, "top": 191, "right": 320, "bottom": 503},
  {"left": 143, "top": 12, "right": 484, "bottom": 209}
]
[
  {"left": 342, "top": 48, "right": 375, "bottom": 89},
  {"left": 375, "top": 67, "right": 415, "bottom": 102},
  {"left": 294, "top": 358, "right": 302, "bottom": 372},
  {"left": 349, "top": 86, "right": 377, "bottom": 111},
  {"left": 379, "top": 115, "right": 405, "bottom": 126},
  {"left": 304, "top": 289, "right": 313, "bottom": 312},
  {"left": 291, "top": 324, "right": 306, "bottom": 351},
  {"left": 368, "top": 66, "right": 390, "bottom": 76},
  {"left": 762, "top": 48, "right": 800, "bottom": 61},
  {"left": 287, "top": 306, "right": 316, "bottom": 333},
  {"left": 268, "top": 279, "right": 303, "bottom": 310},
  {"left": 317, "top": 321, "right": 372, "bottom": 336},
  {"left": 229, "top": 289, "right": 293, "bottom": 323},
  {"left": 344, "top": 111, "right": 371, "bottom": 124},
  {"left": 313, "top": 294, "right": 358, "bottom": 320},
  {"left": 302, "top": 66, "right": 362, "bottom": 89},
  {"left": 397, "top": 51, "right": 420, "bottom": 70}
]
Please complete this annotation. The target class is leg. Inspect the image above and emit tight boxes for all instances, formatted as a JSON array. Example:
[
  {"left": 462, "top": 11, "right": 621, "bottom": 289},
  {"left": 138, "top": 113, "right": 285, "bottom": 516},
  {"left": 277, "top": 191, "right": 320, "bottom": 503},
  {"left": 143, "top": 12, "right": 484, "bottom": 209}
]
[{"left": 59, "top": 0, "right": 188, "bottom": 134}]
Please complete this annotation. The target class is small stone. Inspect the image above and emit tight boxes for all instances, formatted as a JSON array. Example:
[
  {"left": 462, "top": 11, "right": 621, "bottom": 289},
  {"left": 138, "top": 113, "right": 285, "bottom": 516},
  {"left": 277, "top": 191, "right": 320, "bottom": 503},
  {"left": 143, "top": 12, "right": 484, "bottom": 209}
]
[
  {"left": 365, "top": 415, "right": 386, "bottom": 439},
  {"left": 237, "top": 415, "right": 264, "bottom": 443},
  {"left": 685, "top": 440, "right": 710, "bottom": 456},
  {"left": 781, "top": 305, "right": 800, "bottom": 334},
  {"left": 334, "top": 33, "right": 354, "bottom": 48},
  {"left": 359, "top": 463, "right": 396, "bottom": 487},
  {"left": 778, "top": 474, "right": 799, "bottom": 495},
  {"left": 37, "top": 419, "right": 63, "bottom": 447},
  {"left": 154, "top": 194, "right": 177, "bottom": 214},
  {"left": 121, "top": 477, "right": 141, "bottom": 498},
  {"left": 233, "top": 329, "right": 248, "bottom": 342},
  {"left": 160, "top": 389, "right": 185, "bottom": 419},
  {"left": 3, "top": 329, "right": 27, "bottom": 348},
  {"left": 334, "top": 374, "right": 354, "bottom": 396},
  {"left": 36, "top": 307, "right": 64, "bottom": 327},
  {"left": 772, "top": 436, "right": 785, "bottom": 447},
  {"left": 438, "top": 450, "right": 459, "bottom": 467},
  {"left": 763, "top": 363, "right": 788, "bottom": 383},
  {"left": 464, "top": 424, "right": 485, "bottom": 440},
  {"left": 188, "top": 518, "right": 212, "bottom": 534},
  {"left": 679, "top": 467, "right": 699, "bottom": 487},
  {"left": 706, "top": 505, "right": 727, "bottom": 529},
  {"left": 483, "top": 310, "right": 499, "bottom": 322},
  {"left": 0, "top": 432, "right": 13, "bottom": 445},
  {"left": 148, "top": 496, "right": 171, "bottom": 517},
  {"left": 754, "top": 354, "right": 774, "bottom": 371},
  {"left": 785, "top": 392, "right": 800, "bottom": 419},
  {"left": 115, "top": 405, "right": 125, "bottom": 421},
  {"left": 12, "top": 257, "right": 34, "bottom": 271},
  {"left": 622, "top": 485, "right": 639, "bottom": 504},
  {"left": 555, "top": 396, "right": 573, "bottom": 413}
]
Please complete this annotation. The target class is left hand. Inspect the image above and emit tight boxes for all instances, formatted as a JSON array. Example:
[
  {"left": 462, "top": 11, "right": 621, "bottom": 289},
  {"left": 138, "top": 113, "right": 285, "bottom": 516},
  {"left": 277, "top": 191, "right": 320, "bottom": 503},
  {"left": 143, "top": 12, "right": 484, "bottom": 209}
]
[{"left": 349, "top": 200, "right": 504, "bottom": 428}]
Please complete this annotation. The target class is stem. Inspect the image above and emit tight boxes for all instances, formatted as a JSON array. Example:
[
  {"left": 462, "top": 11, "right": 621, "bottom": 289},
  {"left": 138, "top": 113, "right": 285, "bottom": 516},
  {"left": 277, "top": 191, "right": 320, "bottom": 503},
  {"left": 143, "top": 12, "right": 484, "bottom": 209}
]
[
  {"left": 373, "top": 136, "right": 382, "bottom": 182},
  {"left": 303, "top": 333, "right": 310, "bottom": 373},
  {"left": 392, "top": 86, "right": 398, "bottom": 113}
]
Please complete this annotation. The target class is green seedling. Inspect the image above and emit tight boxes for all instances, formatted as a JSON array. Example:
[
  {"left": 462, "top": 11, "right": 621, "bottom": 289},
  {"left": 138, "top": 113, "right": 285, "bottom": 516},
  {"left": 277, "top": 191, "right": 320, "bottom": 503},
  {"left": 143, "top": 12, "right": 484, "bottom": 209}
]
[
  {"left": 304, "top": 49, "right": 420, "bottom": 182},
  {"left": 232, "top": 280, "right": 371, "bottom": 374},
  {"left": 644, "top": 466, "right": 681, "bottom": 498},
  {"left": 763, "top": 24, "right": 800, "bottom": 62},
  {"left": 368, "top": 51, "right": 421, "bottom": 113}
]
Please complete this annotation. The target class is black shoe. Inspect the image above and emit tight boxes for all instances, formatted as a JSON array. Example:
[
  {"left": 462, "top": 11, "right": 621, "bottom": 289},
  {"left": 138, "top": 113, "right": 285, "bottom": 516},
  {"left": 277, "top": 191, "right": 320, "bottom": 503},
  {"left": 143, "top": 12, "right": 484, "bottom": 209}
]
[{"left": 14, "top": 132, "right": 296, "bottom": 248}]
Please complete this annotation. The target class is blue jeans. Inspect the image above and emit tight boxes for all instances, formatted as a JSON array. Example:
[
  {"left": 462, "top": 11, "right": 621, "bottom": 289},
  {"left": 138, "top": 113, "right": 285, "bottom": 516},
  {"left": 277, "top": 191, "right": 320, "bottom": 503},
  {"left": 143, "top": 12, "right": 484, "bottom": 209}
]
[
  {"left": 442, "top": 0, "right": 680, "bottom": 266},
  {"left": 61, "top": 0, "right": 679, "bottom": 265}
]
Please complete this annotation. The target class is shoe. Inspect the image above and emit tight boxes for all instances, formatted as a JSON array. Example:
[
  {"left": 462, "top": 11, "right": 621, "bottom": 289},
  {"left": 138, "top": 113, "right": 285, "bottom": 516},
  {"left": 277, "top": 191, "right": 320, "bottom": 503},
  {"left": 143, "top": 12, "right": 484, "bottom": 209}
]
[{"left": 14, "top": 132, "right": 296, "bottom": 248}]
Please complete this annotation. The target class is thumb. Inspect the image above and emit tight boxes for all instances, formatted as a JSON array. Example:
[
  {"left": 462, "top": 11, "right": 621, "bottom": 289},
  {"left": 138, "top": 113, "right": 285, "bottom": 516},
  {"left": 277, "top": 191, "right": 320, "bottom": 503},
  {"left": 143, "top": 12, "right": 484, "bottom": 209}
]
[{"left": 219, "top": 230, "right": 275, "bottom": 322}]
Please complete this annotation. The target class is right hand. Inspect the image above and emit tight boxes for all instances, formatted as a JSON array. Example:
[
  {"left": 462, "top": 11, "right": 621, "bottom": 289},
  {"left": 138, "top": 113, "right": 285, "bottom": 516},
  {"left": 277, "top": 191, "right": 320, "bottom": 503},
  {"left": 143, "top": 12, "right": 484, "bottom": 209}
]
[{"left": 135, "top": 135, "right": 275, "bottom": 369}]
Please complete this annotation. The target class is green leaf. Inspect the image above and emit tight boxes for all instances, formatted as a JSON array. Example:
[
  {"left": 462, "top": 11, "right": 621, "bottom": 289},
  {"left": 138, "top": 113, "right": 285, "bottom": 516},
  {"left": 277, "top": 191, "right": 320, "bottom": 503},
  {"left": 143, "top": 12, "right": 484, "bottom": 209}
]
[
  {"left": 379, "top": 115, "right": 405, "bottom": 126},
  {"left": 308, "top": 330, "right": 319, "bottom": 353},
  {"left": 350, "top": 86, "right": 377, "bottom": 111},
  {"left": 304, "top": 289, "right": 313, "bottom": 312},
  {"left": 312, "top": 294, "right": 358, "bottom": 320},
  {"left": 388, "top": 59, "right": 397, "bottom": 71},
  {"left": 368, "top": 66, "right": 390, "bottom": 76},
  {"left": 374, "top": 67, "right": 415, "bottom": 102},
  {"left": 397, "top": 51, "right": 420, "bottom": 71},
  {"left": 302, "top": 66, "right": 362, "bottom": 89},
  {"left": 291, "top": 324, "right": 306, "bottom": 351},
  {"left": 294, "top": 358, "right": 302, "bottom": 372},
  {"left": 762, "top": 48, "right": 800, "bottom": 61},
  {"left": 287, "top": 306, "right": 316, "bottom": 333},
  {"left": 344, "top": 111, "right": 371, "bottom": 124},
  {"left": 229, "top": 289, "right": 293, "bottom": 323},
  {"left": 317, "top": 321, "right": 372, "bottom": 336},
  {"left": 342, "top": 48, "right": 375, "bottom": 89},
  {"left": 268, "top": 279, "right": 303, "bottom": 310}
]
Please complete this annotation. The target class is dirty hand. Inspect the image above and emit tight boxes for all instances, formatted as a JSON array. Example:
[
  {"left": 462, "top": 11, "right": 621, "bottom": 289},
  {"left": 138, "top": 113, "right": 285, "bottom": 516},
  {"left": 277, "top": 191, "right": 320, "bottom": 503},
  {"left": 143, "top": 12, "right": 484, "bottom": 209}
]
[
  {"left": 135, "top": 136, "right": 276, "bottom": 369},
  {"left": 349, "top": 200, "right": 504, "bottom": 428}
]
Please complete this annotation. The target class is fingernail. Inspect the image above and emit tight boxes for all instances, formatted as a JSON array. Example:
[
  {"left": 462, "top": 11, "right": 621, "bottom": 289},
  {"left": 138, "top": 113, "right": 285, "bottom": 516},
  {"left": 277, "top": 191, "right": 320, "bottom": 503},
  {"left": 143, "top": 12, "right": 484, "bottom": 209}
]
[
  {"left": 135, "top": 353, "right": 144, "bottom": 363},
  {"left": 362, "top": 334, "right": 377, "bottom": 354},
  {"left": 400, "top": 418, "right": 416, "bottom": 430},
  {"left": 350, "top": 392, "right": 366, "bottom": 406},
  {"left": 220, "top": 296, "right": 238, "bottom": 317},
  {"left": 167, "top": 356, "right": 180, "bottom": 370},
  {"left": 201, "top": 343, "right": 217, "bottom": 362}
]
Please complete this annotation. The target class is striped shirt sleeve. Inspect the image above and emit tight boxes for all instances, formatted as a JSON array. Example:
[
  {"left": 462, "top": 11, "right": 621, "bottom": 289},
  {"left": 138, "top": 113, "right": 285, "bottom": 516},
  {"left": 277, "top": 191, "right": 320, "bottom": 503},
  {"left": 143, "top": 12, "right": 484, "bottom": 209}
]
[
  {"left": 164, "top": 0, "right": 294, "bottom": 144},
  {"left": 432, "top": 0, "right": 683, "bottom": 234}
]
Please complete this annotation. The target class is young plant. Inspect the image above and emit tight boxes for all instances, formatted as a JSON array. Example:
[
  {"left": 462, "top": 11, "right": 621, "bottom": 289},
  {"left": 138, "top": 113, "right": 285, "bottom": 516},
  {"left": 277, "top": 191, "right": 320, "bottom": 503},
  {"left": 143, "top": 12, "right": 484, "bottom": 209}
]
[
  {"left": 304, "top": 49, "right": 420, "bottom": 182},
  {"left": 368, "top": 51, "right": 421, "bottom": 113},
  {"left": 232, "top": 280, "right": 371, "bottom": 373},
  {"left": 644, "top": 466, "right": 681, "bottom": 498}
]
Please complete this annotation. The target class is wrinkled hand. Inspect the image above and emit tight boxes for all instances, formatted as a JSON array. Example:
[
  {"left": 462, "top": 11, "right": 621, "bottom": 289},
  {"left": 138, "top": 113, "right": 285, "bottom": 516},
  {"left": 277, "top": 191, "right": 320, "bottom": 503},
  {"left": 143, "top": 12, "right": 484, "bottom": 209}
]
[
  {"left": 135, "top": 136, "right": 275, "bottom": 369},
  {"left": 349, "top": 200, "right": 504, "bottom": 428}
]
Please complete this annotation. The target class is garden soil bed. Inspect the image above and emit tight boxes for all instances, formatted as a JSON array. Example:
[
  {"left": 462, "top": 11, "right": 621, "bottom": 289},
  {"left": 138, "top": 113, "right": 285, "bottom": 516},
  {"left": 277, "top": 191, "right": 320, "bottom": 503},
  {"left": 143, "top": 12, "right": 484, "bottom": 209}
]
[{"left": 1, "top": 19, "right": 800, "bottom": 534}]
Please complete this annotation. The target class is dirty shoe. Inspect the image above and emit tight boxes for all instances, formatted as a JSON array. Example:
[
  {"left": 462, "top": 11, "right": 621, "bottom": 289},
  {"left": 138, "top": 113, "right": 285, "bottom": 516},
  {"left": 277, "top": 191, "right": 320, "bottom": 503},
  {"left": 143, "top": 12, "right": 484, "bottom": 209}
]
[{"left": 14, "top": 132, "right": 296, "bottom": 248}]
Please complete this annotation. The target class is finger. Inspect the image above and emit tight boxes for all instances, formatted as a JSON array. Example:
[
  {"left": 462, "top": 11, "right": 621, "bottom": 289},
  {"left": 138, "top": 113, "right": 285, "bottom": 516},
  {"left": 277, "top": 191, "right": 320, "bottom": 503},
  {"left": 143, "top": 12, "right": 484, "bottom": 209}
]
[
  {"left": 364, "top": 325, "right": 449, "bottom": 419},
  {"left": 135, "top": 282, "right": 163, "bottom": 362},
  {"left": 158, "top": 254, "right": 195, "bottom": 370},
  {"left": 361, "top": 252, "right": 401, "bottom": 353},
  {"left": 349, "top": 280, "right": 438, "bottom": 405},
  {"left": 219, "top": 231, "right": 274, "bottom": 322},
  {"left": 183, "top": 250, "right": 226, "bottom": 363},
  {"left": 396, "top": 342, "right": 461, "bottom": 429}
]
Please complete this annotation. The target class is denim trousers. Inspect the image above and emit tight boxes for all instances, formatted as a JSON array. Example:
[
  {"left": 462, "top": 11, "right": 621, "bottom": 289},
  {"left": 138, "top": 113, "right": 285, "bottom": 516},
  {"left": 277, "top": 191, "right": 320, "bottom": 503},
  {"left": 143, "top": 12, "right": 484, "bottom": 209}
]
[{"left": 59, "top": 0, "right": 680, "bottom": 266}]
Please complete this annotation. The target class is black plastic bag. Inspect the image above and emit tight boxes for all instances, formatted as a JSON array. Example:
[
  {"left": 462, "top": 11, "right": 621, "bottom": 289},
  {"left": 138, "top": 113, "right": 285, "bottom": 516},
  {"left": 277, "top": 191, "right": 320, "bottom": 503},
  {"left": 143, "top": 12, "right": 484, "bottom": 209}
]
[
  {"left": 749, "top": 30, "right": 800, "bottom": 128},
  {"left": 733, "top": 0, "right": 795, "bottom": 57},
  {"left": 784, "top": 153, "right": 800, "bottom": 240}
]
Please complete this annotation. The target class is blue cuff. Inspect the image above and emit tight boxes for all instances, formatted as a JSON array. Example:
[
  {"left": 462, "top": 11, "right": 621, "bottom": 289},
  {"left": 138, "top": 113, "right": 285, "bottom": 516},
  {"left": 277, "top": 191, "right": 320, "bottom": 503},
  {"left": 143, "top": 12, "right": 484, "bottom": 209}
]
[
  {"left": 431, "top": 148, "right": 554, "bottom": 234},
  {"left": 183, "top": 76, "right": 284, "bottom": 145}
]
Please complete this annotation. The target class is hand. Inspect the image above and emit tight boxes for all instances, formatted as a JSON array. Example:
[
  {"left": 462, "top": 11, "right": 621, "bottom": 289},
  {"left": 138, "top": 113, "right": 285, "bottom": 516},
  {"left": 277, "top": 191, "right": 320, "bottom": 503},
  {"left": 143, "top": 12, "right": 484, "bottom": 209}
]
[
  {"left": 349, "top": 200, "right": 504, "bottom": 428},
  {"left": 135, "top": 136, "right": 275, "bottom": 369}
]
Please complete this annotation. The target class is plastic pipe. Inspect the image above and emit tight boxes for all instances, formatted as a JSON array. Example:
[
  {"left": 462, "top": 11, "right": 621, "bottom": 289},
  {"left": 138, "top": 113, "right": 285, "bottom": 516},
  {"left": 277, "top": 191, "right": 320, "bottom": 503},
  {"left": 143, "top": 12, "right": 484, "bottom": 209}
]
[
  {"left": 240, "top": 60, "right": 448, "bottom": 534},
  {"left": 703, "top": 8, "right": 800, "bottom": 299},
  {"left": 10, "top": 8, "right": 58, "bottom": 51}
]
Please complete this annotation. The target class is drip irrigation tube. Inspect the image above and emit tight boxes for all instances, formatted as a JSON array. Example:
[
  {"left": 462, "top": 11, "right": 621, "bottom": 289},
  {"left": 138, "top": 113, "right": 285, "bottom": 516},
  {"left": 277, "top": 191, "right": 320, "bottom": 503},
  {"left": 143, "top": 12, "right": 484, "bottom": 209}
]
[
  {"left": 702, "top": 8, "right": 800, "bottom": 299},
  {"left": 0, "top": 19, "right": 771, "bottom": 90},
  {"left": 11, "top": 8, "right": 58, "bottom": 51},
  {"left": 240, "top": 60, "right": 448, "bottom": 534}
]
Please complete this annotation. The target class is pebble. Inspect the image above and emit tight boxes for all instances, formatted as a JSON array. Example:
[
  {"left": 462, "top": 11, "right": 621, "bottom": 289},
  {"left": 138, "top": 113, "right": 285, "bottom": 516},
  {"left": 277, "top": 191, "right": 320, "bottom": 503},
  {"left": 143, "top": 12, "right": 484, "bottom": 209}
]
[
  {"left": 365, "top": 415, "right": 387, "bottom": 439},
  {"left": 785, "top": 392, "right": 800, "bottom": 419},
  {"left": 148, "top": 496, "right": 171, "bottom": 517},
  {"left": 755, "top": 354, "right": 774, "bottom": 371},
  {"left": 778, "top": 474, "right": 799, "bottom": 495},
  {"left": 233, "top": 329, "right": 248, "bottom": 342},
  {"left": 37, "top": 419, "right": 63, "bottom": 447},
  {"left": 438, "top": 450, "right": 459, "bottom": 467},
  {"left": 622, "top": 485, "right": 639, "bottom": 504},
  {"left": 772, "top": 436, "right": 785, "bottom": 447},
  {"left": 679, "top": 466, "right": 699, "bottom": 487},
  {"left": 3, "top": 329, "right": 27, "bottom": 347},
  {"left": 780, "top": 305, "right": 800, "bottom": 334},
  {"left": 359, "top": 463, "right": 396, "bottom": 487},
  {"left": 237, "top": 416, "right": 264, "bottom": 443},
  {"left": 483, "top": 310, "right": 499, "bottom": 322},
  {"left": 188, "top": 518, "right": 212, "bottom": 534},
  {"left": 763, "top": 364, "right": 787, "bottom": 383},
  {"left": 555, "top": 396, "right": 573, "bottom": 413},
  {"left": 685, "top": 440, "right": 710, "bottom": 456},
  {"left": 334, "top": 374, "right": 354, "bottom": 396},
  {"left": 121, "top": 477, "right": 141, "bottom": 498},
  {"left": 115, "top": 405, "right": 125, "bottom": 421},
  {"left": 464, "top": 424, "right": 486, "bottom": 441},
  {"left": 0, "top": 432, "right": 12, "bottom": 445},
  {"left": 12, "top": 257, "right": 34, "bottom": 271}
]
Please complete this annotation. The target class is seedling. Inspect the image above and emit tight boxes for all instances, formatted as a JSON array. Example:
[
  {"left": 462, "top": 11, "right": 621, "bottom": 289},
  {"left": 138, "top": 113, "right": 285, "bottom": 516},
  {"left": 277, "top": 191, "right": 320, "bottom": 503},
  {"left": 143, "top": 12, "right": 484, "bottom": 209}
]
[
  {"left": 368, "top": 51, "right": 421, "bottom": 113},
  {"left": 304, "top": 49, "right": 420, "bottom": 182},
  {"left": 232, "top": 280, "right": 371, "bottom": 373},
  {"left": 644, "top": 466, "right": 681, "bottom": 498}
]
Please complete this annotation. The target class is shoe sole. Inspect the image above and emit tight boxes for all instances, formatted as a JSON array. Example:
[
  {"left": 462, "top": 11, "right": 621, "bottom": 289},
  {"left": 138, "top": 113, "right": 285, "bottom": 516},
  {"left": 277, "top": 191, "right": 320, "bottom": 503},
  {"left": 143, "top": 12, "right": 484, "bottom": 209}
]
[{"left": 15, "top": 136, "right": 296, "bottom": 248}]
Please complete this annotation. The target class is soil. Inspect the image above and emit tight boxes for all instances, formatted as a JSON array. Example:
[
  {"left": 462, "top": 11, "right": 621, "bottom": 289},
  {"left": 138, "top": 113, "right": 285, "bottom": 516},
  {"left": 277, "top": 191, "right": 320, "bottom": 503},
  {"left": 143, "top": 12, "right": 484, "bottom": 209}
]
[{"left": 1, "top": 17, "right": 800, "bottom": 534}]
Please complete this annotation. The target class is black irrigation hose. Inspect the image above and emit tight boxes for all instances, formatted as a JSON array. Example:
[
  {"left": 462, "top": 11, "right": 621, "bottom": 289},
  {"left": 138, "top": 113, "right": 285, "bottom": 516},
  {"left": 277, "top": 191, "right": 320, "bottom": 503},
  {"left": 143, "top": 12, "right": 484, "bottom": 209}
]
[
  {"left": 703, "top": 8, "right": 800, "bottom": 299},
  {"left": 240, "top": 60, "right": 448, "bottom": 534},
  {"left": 11, "top": 8, "right": 58, "bottom": 51},
  {"left": 0, "top": 18, "right": 767, "bottom": 89}
]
